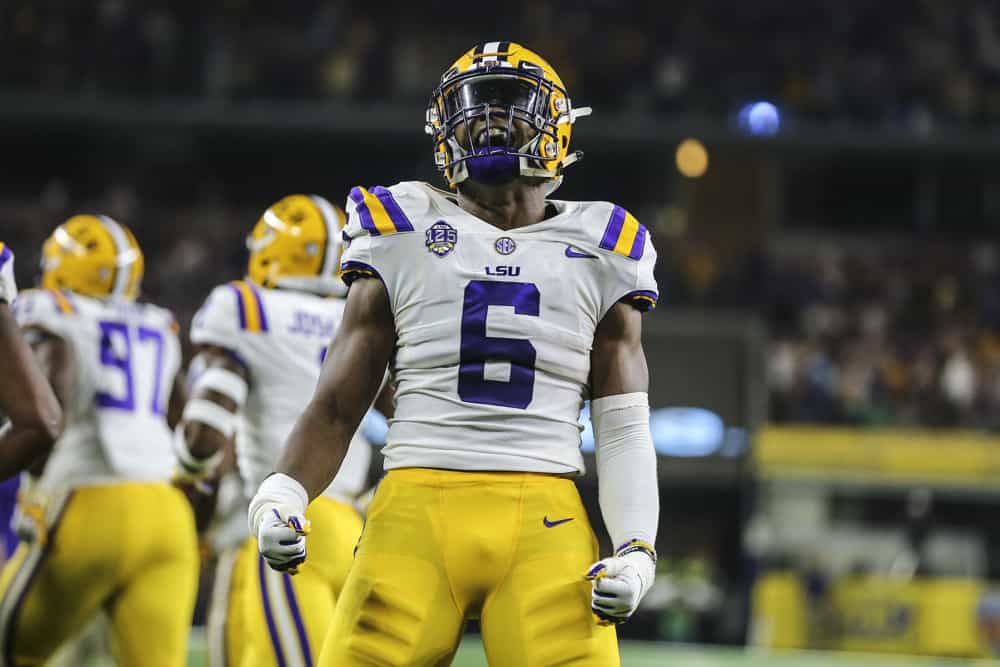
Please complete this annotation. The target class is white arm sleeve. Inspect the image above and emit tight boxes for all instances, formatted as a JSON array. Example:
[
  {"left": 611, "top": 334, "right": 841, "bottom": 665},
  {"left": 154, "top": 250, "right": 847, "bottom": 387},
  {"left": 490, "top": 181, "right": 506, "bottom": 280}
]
[{"left": 591, "top": 392, "right": 659, "bottom": 549}]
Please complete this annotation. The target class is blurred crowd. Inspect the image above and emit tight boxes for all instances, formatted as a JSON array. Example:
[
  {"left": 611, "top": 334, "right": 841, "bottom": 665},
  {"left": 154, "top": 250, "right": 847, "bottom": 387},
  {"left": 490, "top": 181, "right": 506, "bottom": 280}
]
[
  {"left": 6, "top": 0, "right": 1000, "bottom": 129},
  {"left": 661, "top": 233, "right": 1000, "bottom": 429}
]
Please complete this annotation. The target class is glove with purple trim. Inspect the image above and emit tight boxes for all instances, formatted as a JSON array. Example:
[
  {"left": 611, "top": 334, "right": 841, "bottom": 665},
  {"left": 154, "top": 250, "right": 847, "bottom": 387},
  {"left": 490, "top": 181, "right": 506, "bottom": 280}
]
[
  {"left": 248, "top": 473, "right": 311, "bottom": 574},
  {"left": 584, "top": 539, "right": 657, "bottom": 625}
]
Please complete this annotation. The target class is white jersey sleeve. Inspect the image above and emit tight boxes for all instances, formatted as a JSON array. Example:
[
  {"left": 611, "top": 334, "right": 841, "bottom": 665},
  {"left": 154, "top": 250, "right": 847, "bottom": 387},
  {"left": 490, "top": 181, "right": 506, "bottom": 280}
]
[
  {"left": 340, "top": 184, "right": 425, "bottom": 306},
  {"left": 0, "top": 243, "right": 16, "bottom": 304},
  {"left": 190, "top": 282, "right": 250, "bottom": 363},
  {"left": 12, "top": 288, "right": 79, "bottom": 339},
  {"left": 588, "top": 204, "right": 659, "bottom": 316}
]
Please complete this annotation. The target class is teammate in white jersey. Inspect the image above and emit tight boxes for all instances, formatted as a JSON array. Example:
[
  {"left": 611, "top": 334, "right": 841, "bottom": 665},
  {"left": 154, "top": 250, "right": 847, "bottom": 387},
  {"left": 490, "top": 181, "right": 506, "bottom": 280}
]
[
  {"left": 0, "top": 215, "right": 198, "bottom": 666},
  {"left": 250, "top": 42, "right": 660, "bottom": 666},
  {"left": 177, "top": 194, "right": 385, "bottom": 667},
  {"left": 0, "top": 242, "right": 63, "bottom": 484}
]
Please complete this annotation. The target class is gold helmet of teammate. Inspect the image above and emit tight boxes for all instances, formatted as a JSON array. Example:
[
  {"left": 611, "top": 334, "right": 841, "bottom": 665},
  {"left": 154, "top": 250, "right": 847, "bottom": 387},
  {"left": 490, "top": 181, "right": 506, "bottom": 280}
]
[
  {"left": 246, "top": 194, "right": 348, "bottom": 297},
  {"left": 425, "top": 41, "right": 592, "bottom": 190},
  {"left": 41, "top": 214, "right": 144, "bottom": 300}
]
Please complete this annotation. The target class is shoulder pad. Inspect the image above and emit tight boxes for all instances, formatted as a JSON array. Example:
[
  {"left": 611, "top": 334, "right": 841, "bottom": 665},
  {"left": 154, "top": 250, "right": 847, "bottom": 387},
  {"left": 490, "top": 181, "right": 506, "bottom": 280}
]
[
  {"left": 344, "top": 183, "right": 424, "bottom": 239},
  {"left": 12, "top": 288, "right": 78, "bottom": 333},
  {"left": 191, "top": 280, "right": 269, "bottom": 346},
  {"left": 140, "top": 301, "right": 181, "bottom": 335},
  {"left": 575, "top": 202, "right": 650, "bottom": 261}
]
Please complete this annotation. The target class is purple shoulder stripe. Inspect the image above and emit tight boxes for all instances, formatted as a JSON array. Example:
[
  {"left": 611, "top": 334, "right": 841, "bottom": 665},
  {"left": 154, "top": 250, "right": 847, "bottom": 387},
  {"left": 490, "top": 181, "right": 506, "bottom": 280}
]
[
  {"left": 629, "top": 224, "right": 647, "bottom": 260},
  {"left": 370, "top": 186, "right": 415, "bottom": 232},
  {"left": 0, "top": 244, "right": 12, "bottom": 269},
  {"left": 246, "top": 282, "right": 270, "bottom": 332},
  {"left": 227, "top": 283, "right": 247, "bottom": 330},
  {"left": 348, "top": 187, "right": 380, "bottom": 236},
  {"left": 600, "top": 206, "right": 627, "bottom": 251}
]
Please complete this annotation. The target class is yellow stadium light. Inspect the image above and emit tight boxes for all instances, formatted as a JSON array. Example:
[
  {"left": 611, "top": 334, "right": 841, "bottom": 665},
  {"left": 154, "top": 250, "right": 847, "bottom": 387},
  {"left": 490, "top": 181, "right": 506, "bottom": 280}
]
[{"left": 675, "top": 138, "right": 708, "bottom": 178}]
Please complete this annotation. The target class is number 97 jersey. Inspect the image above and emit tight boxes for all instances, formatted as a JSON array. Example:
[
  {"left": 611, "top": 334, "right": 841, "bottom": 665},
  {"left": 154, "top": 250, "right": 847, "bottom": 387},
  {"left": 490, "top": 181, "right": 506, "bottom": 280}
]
[{"left": 341, "top": 181, "right": 658, "bottom": 475}]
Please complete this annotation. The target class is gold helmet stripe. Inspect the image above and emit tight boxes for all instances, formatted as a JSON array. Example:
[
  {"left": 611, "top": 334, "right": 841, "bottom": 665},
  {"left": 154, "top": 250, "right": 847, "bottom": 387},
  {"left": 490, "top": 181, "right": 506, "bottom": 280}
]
[
  {"left": 308, "top": 195, "right": 342, "bottom": 279},
  {"left": 97, "top": 215, "right": 136, "bottom": 298}
]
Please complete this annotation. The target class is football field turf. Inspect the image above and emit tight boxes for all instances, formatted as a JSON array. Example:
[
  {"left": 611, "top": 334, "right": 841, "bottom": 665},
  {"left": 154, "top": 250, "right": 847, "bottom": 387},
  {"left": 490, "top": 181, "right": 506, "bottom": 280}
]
[{"left": 173, "top": 634, "right": 998, "bottom": 666}]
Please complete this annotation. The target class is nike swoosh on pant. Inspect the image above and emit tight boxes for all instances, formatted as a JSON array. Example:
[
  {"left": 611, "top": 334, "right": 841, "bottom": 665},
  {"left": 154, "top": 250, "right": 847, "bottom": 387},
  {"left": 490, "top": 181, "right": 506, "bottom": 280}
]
[{"left": 543, "top": 516, "right": 575, "bottom": 528}]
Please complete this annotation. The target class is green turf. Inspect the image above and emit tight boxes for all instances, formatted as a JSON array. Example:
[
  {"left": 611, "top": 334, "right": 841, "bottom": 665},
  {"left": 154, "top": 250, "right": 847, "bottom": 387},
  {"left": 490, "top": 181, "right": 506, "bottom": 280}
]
[{"left": 85, "top": 633, "right": 1000, "bottom": 666}]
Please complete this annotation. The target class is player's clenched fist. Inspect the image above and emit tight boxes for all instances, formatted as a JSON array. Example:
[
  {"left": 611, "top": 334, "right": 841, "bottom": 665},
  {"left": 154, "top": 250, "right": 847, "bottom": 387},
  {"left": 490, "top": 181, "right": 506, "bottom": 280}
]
[
  {"left": 585, "top": 539, "right": 657, "bottom": 625},
  {"left": 248, "top": 473, "right": 311, "bottom": 574}
]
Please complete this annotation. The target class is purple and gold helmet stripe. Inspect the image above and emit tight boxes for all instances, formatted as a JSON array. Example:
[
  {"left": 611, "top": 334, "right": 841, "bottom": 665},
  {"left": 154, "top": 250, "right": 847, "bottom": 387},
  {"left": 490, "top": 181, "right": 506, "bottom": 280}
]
[
  {"left": 0, "top": 243, "right": 11, "bottom": 270},
  {"left": 348, "top": 186, "right": 414, "bottom": 236},
  {"left": 229, "top": 280, "right": 269, "bottom": 333},
  {"left": 622, "top": 290, "right": 658, "bottom": 312},
  {"left": 599, "top": 206, "right": 647, "bottom": 260},
  {"left": 46, "top": 289, "right": 76, "bottom": 314}
]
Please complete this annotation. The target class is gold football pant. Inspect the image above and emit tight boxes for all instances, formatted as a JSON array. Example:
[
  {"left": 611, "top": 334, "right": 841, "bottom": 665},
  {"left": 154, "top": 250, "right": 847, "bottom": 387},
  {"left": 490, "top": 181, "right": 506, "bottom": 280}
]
[
  {"left": 0, "top": 482, "right": 198, "bottom": 667},
  {"left": 318, "top": 468, "right": 619, "bottom": 667},
  {"left": 240, "top": 496, "right": 363, "bottom": 667}
]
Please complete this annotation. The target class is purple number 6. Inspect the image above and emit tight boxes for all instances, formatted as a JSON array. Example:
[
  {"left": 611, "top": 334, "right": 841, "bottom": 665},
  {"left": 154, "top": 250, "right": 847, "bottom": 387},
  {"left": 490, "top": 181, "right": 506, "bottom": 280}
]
[{"left": 458, "top": 280, "right": 539, "bottom": 409}]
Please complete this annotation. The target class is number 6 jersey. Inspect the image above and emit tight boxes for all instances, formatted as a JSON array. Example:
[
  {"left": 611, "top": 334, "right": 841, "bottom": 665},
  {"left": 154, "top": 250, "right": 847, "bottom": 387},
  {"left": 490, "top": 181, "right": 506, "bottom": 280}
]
[
  {"left": 341, "top": 181, "right": 658, "bottom": 474},
  {"left": 13, "top": 290, "right": 181, "bottom": 491}
]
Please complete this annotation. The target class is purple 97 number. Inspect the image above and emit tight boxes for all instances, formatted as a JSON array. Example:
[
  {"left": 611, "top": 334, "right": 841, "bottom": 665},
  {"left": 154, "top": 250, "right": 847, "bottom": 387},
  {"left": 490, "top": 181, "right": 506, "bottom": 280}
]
[
  {"left": 458, "top": 280, "right": 539, "bottom": 409},
  {"left": 96, "top": 320, "right": 166, "bottom": 415}
]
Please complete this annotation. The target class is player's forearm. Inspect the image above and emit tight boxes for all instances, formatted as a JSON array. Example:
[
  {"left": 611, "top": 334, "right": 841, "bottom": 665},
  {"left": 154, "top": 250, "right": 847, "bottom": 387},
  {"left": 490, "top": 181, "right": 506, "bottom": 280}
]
[
  {"left": 0, "top": 422, "right": 55, "bottom": 480},
  {"left": 275, "top": 400, "right": 357, "bottom": 501}
]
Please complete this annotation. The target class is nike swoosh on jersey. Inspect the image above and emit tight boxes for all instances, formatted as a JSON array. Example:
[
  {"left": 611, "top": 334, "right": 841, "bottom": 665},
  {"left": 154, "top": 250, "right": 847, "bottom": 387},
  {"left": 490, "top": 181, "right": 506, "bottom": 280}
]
[
  {"left": 543, "top": 516, "right": 575, "bottom": 528},
  {"left": 565, "top": 246, "right": 597, "bottom": 259}
]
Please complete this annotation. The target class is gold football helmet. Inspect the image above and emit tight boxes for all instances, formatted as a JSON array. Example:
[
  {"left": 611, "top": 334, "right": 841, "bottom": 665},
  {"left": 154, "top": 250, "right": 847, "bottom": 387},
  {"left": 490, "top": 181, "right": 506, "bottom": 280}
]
[
  {"left": 426, "top": 41, "right": 591, "bottom": 189},
  {"left": 40, "top": 214, "right": 144, "bottom": 300},
  {"left": 246, "top": 194, "right": 348, "bottom": 296}
]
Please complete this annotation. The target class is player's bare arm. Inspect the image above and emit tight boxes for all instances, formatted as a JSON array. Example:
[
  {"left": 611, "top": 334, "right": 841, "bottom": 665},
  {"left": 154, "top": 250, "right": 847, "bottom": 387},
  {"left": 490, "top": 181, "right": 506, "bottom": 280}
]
[
  {"left": 247, "top": 277, "right": 393, "bottom": 573},
  {"left": 586, "top": 300, "right": 660, "bottom": 625},
  {"left": 0, "top": 313, "right": 65, "bottom": 478},
  {"left": 277, "top": 277, "right": 394, "bottom": 498},
  {"left": 166, "top": 369, "right": 188, "bottom": 431}
]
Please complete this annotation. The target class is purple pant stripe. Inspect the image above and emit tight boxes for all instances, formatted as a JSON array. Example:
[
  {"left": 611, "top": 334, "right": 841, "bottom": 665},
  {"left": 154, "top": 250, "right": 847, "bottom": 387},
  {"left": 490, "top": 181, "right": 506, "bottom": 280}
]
[
  {"left": 600, "top": 206, "right": 626, "bottom": 251},
  {"left": 348, "top": 187, "right": 380, "bottom": 236},
  {"left": 257, "top": 556, "right": 288, "bottom": 667},
  {"left": 281, "top": 573, "right": 313, "bottom": 667}
]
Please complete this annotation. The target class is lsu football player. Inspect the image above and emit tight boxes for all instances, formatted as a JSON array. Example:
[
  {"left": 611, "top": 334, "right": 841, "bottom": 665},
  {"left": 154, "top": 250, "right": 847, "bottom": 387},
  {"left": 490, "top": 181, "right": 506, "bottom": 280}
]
[
  {"left": 176, "top": 195, "right": 385, "bottom": 667},
  {"left": 0, "top": 217, "right": 199, "bottom": 666},
  {"left": 250, "top": 42, "right": 660, "bottom": 665}
]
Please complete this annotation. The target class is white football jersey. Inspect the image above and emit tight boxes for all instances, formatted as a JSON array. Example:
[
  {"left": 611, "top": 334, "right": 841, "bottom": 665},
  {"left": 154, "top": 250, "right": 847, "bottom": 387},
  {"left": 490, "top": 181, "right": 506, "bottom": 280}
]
[
  {"left": 190, "top": 281, "right": 372, "bottom": 502},
  {"left": 13, "top": 289, "right": 181, "bottom": 492},
  {"left": 341, "top": 181, "right": 659, "bottom": 474}
]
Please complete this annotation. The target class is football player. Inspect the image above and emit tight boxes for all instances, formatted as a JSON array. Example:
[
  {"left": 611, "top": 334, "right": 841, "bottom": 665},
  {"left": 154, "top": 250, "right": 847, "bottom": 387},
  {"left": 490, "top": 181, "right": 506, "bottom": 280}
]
[
  {"left": 0, "top": 242, "right": 63, "bottom": 481},
  {"left": 0, "top": 217, "right": 198, "bottom": 666},
  {"left": 176, "top": 195, "right": 384, "bottom": 667},
  {"left": 250, "top": 42, "right": 660, "bottom": 666}
]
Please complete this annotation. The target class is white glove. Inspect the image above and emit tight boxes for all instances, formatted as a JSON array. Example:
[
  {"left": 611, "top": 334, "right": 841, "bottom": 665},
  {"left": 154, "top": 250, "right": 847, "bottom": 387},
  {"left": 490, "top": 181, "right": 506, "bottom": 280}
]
[
  {"left": 0, "top": 244, "right": 17, "bottom": 305},
  {"left": 585, "top": 540, "right": 657, "bottom": 625},
  {"left": 248, "top": 473, "right": 310, "bottom": 574}
]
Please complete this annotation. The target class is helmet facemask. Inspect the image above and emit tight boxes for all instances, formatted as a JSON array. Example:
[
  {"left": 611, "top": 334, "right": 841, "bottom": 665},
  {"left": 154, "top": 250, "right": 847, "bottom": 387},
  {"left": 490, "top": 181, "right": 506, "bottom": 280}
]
[{"left": 427, "top": 47, "right": 591, "bottom": 190}]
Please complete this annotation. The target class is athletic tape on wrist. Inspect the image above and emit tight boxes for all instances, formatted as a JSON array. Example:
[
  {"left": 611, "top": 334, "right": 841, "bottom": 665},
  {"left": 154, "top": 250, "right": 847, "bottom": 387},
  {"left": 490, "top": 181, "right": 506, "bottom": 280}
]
[
  {"left": 192, "top": 367, "right": 248, "bottom": 406},
  {"left": 182, "top": 398, "right": 237, "bottom": 439}
]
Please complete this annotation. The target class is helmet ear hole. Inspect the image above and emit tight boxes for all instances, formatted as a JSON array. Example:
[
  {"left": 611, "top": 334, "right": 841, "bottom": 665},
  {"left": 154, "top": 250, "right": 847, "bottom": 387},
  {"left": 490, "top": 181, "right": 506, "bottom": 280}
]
[{"left": 561, "top": 136, "right": 568, "bottom": 148}]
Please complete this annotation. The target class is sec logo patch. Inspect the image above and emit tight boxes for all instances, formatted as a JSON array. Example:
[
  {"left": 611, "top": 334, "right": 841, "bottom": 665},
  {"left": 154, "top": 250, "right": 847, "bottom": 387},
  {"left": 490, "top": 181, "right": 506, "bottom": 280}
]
[{"left": 494, "top": 237, "right": 516, "bottom": 255}]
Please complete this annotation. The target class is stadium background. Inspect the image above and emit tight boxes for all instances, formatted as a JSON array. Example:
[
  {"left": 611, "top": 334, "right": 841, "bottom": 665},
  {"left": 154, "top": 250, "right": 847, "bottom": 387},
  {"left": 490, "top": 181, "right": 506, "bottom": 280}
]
[{"left": 6, "top": 0, "right": 1000, "bottom": 664}]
